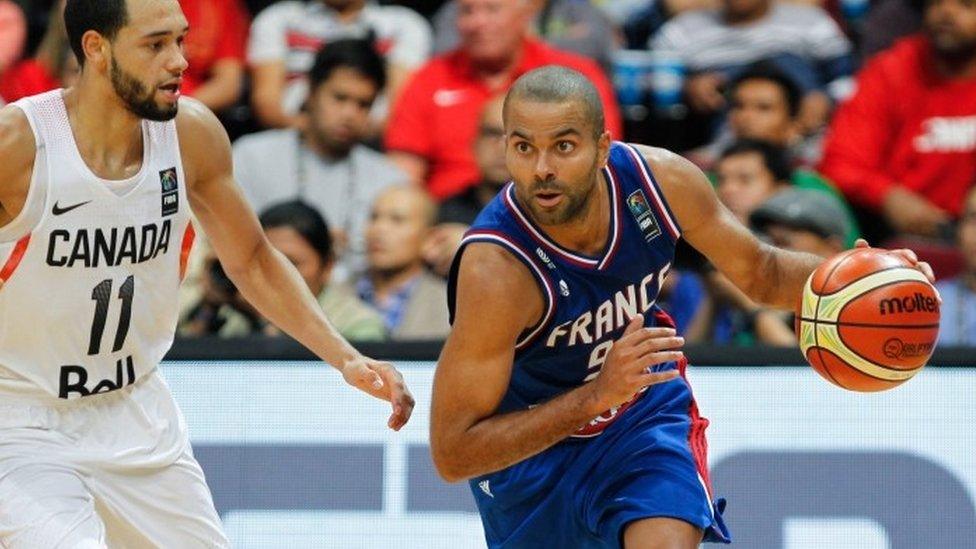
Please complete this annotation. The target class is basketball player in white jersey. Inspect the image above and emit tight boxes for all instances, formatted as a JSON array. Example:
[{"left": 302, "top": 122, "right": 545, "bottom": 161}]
[{"left": 0, "top": 0, "right": 414, "bottom": 546}]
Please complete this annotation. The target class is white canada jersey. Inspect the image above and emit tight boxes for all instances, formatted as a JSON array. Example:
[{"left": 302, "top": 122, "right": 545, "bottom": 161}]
[{"left": 0, "top": 90, "right": 194, "bottom": 400}]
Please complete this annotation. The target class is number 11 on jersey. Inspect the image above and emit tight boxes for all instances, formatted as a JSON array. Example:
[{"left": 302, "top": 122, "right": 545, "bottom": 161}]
[{"left": 88, "top": 275, "right": 134, "bottom": 356}]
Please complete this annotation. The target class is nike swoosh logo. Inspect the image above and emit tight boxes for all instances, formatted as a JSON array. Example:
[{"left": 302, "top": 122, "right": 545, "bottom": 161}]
[{"left": 52, "top": 200, "right": 92, "bottom": 216}]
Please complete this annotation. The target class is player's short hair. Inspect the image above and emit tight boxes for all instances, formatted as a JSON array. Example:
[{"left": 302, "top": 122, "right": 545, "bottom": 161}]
[
  {"left": 64, "top": 0, "right": 129, "bottom": 67},
  {"left": 259, "top": 201, "right": 334, "bottom": 262},
  {"left": 308, "top": 38, "right": 387, "bottom": 94},
  {"left": 730, "top": 61, "right": 802, "bottom": 118},
  {"left": 505, "top": 66, "right": 605, "bottom": 139},
  {"left": 718, "top": 139, "right": 793, "bottom": 183}
]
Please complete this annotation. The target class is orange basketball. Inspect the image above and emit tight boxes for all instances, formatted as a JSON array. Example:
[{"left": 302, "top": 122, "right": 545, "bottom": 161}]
[{"left": 796, "top": 247, "right": 940, "bottom": 392}]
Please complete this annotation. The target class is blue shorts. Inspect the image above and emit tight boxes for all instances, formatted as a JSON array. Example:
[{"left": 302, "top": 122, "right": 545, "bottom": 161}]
[{"left": 469, "top": 363, "right": 731, "bottom": 548}]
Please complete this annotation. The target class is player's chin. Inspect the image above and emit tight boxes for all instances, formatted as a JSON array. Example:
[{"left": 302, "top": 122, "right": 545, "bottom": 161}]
[{"left": 148, "top": 99, "right": 179, "bottom": 121}]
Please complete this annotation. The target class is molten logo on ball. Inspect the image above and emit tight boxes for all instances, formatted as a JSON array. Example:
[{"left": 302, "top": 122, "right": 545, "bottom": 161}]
[{"left": 878, "top": 293, "right": 940, "bottom": 316}]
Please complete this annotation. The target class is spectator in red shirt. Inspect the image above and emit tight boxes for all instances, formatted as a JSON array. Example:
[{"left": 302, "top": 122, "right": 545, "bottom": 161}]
[
  {"left": 0, "top": 0, "right": 79, "bottom": 103},
  {"left": 819, "top": 0, "right": 976, "bottom": 240},
  {"left": 384, "top": 0, "right": 622, "bottom": 200},
  {"left": 179, "top": 0, "right": 250, "bottom": 112}
]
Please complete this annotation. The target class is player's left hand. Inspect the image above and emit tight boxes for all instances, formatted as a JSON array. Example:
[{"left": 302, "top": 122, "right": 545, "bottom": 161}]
[
  {"left": 342, "top": 356, "right": 415, "bottom": 431},
  {"left": 854, "top": 239, "right": 939, "bottom": 297}
]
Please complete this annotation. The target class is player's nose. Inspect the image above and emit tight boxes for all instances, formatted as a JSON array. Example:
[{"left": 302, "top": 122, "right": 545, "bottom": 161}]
[
  {"left": 169, "top": 49, "right": 189, "bottom": 74},
  {"left": 534, "top": 152, "right": 555, "bottom": 181}
]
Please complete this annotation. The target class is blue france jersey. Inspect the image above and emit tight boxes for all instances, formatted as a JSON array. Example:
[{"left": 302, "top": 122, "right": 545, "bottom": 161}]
[{"left": 448, "top": 141, "right": 683, "bottom": 437}]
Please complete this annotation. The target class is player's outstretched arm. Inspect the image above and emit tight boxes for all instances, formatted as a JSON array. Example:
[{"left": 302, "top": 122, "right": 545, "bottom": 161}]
[
  {"left": 640, "top": 145, "right": 936, "bottom": 308},
  {"left": 177, "top": 98, "right": 413, "bottom": 430},
  {"left": 640, "top": 145, "right": 827, "bottom": 309},
  {"left": 430, "top": 244, "right": 680, "bottom": 482}
]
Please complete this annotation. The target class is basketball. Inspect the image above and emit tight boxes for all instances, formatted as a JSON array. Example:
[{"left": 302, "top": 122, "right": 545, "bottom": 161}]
[{"left": 797, "top": 248, "right": 940, "bottom": 392}]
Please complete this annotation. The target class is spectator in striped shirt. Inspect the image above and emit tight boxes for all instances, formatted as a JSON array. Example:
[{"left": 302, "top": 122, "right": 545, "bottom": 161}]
[
  {"left": 651, "top": 0, "right": 855, "bottom": 137},
  {"left": 247, "top": 0, "right": 432, "bottom": 129}
]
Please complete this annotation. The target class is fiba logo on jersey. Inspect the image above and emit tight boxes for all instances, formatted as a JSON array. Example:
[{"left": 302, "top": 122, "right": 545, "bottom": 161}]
[
  {"left": 159, "top": 167, "right": 179, "bottom": 217},
  {"left": 559, "top": 280, "right": 570, "bottom": 296},
  {"left": 626, "top": 190, "right": 661, "bottom": 242}
]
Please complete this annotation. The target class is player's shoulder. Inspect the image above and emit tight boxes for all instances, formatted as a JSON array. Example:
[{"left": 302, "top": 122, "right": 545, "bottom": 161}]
[
  {"left": 0, "top": 103, "right": 33, "bottom": 147},
  {"left": 454, "top": 240, "right": 540, "bottom": 316},
  {"left": 627, "top": 143, "right": 699, "bottom": 180},
  {"left": 626, "top": 143, "right": 713, "bottom": 215},
  {"left": 0, "top": 104, "right": 36, "bottom": 179},
  {"left": 175, "top": 96, "right": 230, "bottom": 148},
  {"left": 458, "top": 240, "right": 532, "bottom": 283},
  {"left": 174, "top": 97, "right": 232, "bottom": 184}
]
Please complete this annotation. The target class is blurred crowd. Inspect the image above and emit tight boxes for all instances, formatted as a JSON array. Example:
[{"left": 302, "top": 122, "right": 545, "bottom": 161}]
[{"left": 2, "top": 0, "right": 974, "bottom": 346}]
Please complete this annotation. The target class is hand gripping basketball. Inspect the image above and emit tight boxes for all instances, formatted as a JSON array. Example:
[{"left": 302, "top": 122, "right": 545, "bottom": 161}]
[
  {"left": 589, "top": 314, "right": 682, "bottom": 409},
  {"left": 797, "top": 240, "right": 940, "bottom": 392}
]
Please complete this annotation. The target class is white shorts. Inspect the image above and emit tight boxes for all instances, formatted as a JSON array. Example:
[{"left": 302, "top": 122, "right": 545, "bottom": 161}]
[{"left": 0, "top": 369, "right": 229, "bottom": 548}]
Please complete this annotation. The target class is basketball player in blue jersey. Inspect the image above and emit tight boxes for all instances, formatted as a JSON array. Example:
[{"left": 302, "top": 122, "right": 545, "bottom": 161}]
[
  {"left": 0, "top": 0, "right": 412, "bottom": 545},
  {"left": 430, "top": 66, "right": 936, "bottom": 548}
]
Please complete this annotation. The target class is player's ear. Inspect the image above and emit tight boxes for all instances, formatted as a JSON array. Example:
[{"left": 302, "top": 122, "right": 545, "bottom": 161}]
[
  {"left": 597, "top": 130, "right": 611, "bottom": 167},
  {"left": 81, "top": 30, "right": 110, "bottom": 71}
]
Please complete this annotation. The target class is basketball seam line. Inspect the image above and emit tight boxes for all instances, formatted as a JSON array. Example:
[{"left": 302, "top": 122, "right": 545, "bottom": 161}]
[
  {"left": 818, "top": 265, "right": 920, "bottom": 296},
  {"left": 811, "top": 250, "right": 857, "bottom": 388},
  {"left": 797, "top": 319, "right": 940, "bottom": 329}
]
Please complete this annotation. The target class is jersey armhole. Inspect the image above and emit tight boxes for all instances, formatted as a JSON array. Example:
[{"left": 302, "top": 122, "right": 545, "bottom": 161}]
[
  {"left": 8, "top": 102, "right": 43, "bottom": 148},
  {"left": 448, "top": 231, "right": 557, "bottom": 351},
  {"left": 0, "top": 104, "right": 47, "bottom": 243}
]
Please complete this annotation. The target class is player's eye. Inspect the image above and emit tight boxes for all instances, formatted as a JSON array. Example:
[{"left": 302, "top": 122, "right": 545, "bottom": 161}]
[
  {"left": 149, "top": 41, "right": 164, "bottom": 52},
  {"left": 514, "top": 142, "right": 531, "bottom": 154},
  {"left": 556, "top": 141, "right": 575, "bottom": 153}
]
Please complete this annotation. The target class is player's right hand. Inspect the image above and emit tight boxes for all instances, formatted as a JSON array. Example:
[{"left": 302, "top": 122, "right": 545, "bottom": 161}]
[
  {"left": 341, "top": 356, "right": 415, "bottom": 431},
  {"left": 589, "top": 314, "right": 683, "bottom": 410}
]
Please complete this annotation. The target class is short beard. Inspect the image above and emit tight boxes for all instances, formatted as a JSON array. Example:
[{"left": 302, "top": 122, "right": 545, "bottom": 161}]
[
  {"left": 524, "top": 163, "right": 600, "bottom": 226},
  {"left": 110, "top": 59, "right": 177, "bottom": 122}
]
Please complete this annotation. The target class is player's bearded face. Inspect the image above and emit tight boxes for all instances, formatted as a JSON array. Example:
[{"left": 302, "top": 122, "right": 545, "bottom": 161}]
[
  {"left": 109, "top": 56, "right": 178, "bottom": 122},
  {"left": 521, "top": 154, "right": 601, "bottom": 226}
]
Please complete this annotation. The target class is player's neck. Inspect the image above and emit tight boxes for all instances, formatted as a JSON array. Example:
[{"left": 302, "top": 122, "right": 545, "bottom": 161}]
[
  {"left": 63, "top": 82, "right": 145, "bottom": 180},
  {"left": 541, "top": 172, "right": 611, "bottom": 256}
]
